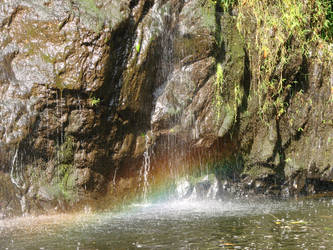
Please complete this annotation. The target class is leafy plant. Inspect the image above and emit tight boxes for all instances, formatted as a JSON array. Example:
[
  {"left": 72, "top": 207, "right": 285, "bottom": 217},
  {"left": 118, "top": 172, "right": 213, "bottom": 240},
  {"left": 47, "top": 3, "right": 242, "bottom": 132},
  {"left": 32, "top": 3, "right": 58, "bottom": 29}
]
[
  {"left": 320, "top": 0, "right": 333, "bottom": 40},
  {"left": 235, "top": 0, "right": 333, "bottom": 122},
  {"left": 90, "top": 96, "right": 100, "bottom": 106}
]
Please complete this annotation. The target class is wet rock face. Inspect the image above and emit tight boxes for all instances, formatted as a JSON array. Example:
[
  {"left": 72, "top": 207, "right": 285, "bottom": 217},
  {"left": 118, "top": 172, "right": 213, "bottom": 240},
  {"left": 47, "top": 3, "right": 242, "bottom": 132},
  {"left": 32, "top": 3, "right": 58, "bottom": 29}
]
[
  {"left": 0, "top": 172, "right": 21, "bottom": 218},
  {"left": 280, "top": 50, "right": 333, "bottom": 195},
  {"left": 0, "top": 0, "right": 245, "bottom": 214},
  {"left": 0, "top": 0, "right": 332, "bottom": 216},
  {"left": 236, "top": 3, "right": 333, "bottom": 197},
  {"left": 0, "top": 0, "right": 132, "bottom": 215}
]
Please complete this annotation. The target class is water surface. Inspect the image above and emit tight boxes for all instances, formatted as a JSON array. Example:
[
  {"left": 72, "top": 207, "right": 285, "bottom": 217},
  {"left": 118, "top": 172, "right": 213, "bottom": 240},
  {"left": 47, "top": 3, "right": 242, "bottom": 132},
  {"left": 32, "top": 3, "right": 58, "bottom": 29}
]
[{"left": 1, "top": 197, "right": 333, "bottom": 249}]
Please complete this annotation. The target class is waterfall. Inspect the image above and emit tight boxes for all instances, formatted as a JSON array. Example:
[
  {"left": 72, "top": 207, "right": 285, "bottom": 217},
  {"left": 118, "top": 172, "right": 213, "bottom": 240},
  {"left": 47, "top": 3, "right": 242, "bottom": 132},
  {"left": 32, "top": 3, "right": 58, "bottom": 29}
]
[{"left": 136, "top": 1, "right": 179, "bottom": 203}]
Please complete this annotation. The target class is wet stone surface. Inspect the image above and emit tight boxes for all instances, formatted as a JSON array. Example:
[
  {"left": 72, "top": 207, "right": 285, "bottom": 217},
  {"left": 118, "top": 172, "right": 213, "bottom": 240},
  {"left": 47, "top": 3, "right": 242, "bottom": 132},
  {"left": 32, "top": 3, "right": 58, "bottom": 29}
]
[{"left": 0, "top": 0, "right": 332, "bottom": 217}]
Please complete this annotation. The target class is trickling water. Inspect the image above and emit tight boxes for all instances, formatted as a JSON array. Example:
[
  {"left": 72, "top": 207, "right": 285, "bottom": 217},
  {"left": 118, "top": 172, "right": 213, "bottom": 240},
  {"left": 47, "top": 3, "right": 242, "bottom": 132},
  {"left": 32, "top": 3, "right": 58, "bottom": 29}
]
[
  {"left": 9, "top": 148, "right": 27, "bottom": 213},
  {"left": 140, "top": 134, "right": 153, "bottom": 202},
  {"left": 9, "top": 148, "right": 19, "bottom": 189},
  {"left": 112, "top": 166, "right": 119, "bottom": 188}
]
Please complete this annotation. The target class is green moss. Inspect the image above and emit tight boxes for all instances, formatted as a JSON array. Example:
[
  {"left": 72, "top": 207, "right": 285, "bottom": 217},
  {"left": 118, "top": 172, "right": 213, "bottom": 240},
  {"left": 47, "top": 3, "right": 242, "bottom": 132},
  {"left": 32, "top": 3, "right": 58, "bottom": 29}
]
[
  {"left": 135, "top": 43, "right": 141, "bottom": 53},
  {"left": 200, "top": 0, "right": 216, "bottom": 30},
  {"left": 213, "top": 12, "right": 245, "bottom": 128},
  {"left": 41, "top": 52, "right": 56, "bottom": 64},
  {"left": 76, "top": 0, "right": 105, "bottom": 32},
  {"left": 58, "top": 136, "right": 74, "bottom": 164},
  {"left": 34, "top": 162, "right": 77, "bottom": 203},
  {"left": 54, "top": 75, "right": 75, "bottom": 91},
  {"left": 54, "top": 75, "right": 65, "bottom": 90},
  {"left": 54, "top": 163, "right": 78, "bottom": 202},
  {"left": 52, "top": 136, "right": 78, "bottom": 201},
  {"left": 214, "top": 62, "right": 224, "bottom": 120},
  {"left": 77, "top": 0, "right": 100, "bottom": 16}
]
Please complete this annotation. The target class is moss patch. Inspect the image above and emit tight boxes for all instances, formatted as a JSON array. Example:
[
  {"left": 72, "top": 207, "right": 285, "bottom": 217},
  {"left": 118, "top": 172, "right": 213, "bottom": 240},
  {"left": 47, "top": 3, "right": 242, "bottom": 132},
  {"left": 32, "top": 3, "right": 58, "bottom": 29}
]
[{"left": 58, "top": 136, "right": 74, "bottom": 165}]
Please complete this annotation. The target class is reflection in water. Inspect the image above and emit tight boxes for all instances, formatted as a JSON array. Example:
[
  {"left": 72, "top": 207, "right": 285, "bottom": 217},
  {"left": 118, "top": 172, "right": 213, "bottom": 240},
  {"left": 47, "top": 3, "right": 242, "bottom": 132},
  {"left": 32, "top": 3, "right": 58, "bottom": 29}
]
[{"left": 0, "top": 198, "right": 333, "bottom": 249}]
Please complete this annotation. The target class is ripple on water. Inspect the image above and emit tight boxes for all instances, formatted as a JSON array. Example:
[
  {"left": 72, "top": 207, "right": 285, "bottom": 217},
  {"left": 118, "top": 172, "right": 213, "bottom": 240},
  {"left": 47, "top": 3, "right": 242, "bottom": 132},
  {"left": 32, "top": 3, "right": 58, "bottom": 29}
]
[{"left": 0, "top": 197, "right": 333, "bottom": 249}]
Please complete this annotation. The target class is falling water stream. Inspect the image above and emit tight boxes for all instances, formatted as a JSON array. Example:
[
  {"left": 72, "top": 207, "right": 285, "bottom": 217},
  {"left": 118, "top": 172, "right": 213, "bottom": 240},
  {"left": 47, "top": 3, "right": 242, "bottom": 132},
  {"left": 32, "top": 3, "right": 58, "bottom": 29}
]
[
  {"left": 140, "top": 134, "right": 152, "bottom": 202},
  {"left": 9, "top": 148, "right": 27, "bottom": 214}
]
